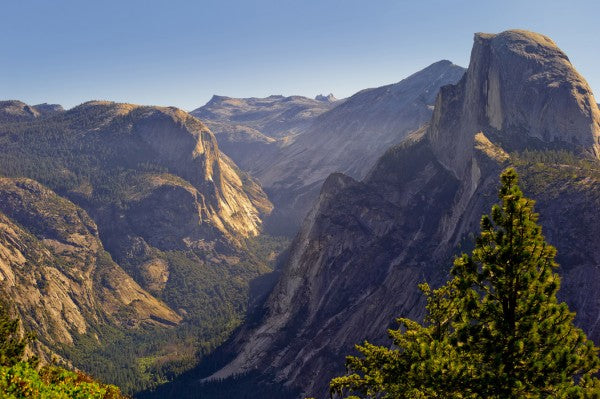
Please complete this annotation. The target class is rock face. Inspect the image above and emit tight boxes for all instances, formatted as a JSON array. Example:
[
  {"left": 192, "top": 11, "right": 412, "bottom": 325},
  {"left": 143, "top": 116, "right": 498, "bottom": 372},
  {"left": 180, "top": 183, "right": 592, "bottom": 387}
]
[
  {"left": 0, "top": 178, "right": 180, "bottom": 349},
  {"left": 32, "top": 103, "right": 64, "bottom": 116},
  {"left": 125, "top": 104, "right": 271, "bottom": 238},
  {"left": 9, "top": 101, "right": 272, "bottom": 242},
  {"left": 315, "top": 93, "right": 337, "bottom": 103},
  {"left": 0, "top": 100, "right": 64, "bottom": 122},
  {"left": 201, "top": 30, "right": 600, "bottom": 398},
  {"left": 254, "top": 60, "right": 465, "bottom": 234},
  {"left": 429, "top": 30, "right": 600, "bottom": 180},
  {"left": 0, "top": 101, "right": 274, "bottom": 390}
]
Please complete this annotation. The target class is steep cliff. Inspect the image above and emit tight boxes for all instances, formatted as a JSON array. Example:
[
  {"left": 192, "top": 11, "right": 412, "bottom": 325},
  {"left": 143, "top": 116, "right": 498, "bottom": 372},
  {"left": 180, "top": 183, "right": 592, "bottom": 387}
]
[
  {"left": 0, "top": 101, "right": 271, "bottom": 243},
  {"left": 428, "top": 30, "right": 600, "bottom": 181},
  {"left": 196, "top": 30, "right": 600, "bottom": 398}
]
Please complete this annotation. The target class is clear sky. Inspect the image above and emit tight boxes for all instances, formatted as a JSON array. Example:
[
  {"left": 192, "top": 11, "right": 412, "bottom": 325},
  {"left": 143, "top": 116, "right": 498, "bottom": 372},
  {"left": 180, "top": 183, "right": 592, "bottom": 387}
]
[{"left": 2, "top": 0, "right": 599, "bottom": 111}]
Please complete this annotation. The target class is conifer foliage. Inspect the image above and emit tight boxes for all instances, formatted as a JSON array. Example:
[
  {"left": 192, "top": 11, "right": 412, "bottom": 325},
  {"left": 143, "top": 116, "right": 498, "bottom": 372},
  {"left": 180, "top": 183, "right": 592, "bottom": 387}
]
[
  {"left": 0, "top": 303, "right": 34, "bottom": 367},
  {"left": 0, "top": 303, "right": 125, "bottom": 398},
  {"left": 329, "top": 168, "right": 600, "bottom": 398}
]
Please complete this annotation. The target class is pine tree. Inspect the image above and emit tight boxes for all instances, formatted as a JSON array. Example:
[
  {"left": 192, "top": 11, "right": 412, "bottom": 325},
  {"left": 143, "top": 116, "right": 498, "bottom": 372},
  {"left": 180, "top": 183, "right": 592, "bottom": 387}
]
[
  {"left": 329, "top": 168, "right": 600, "bottom": 398},
  {"left": 0, "top": 301, "right": 33, "bottom": 367},
  {"left": 0, "top": 301, "right": 126, "bottom": 398}
]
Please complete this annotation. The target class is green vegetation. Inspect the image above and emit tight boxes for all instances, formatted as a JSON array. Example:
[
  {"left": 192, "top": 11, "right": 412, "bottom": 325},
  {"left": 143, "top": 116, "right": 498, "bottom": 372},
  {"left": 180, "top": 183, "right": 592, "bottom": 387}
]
[
  {"left": 0, "top": 302, "right": 124, "bottom": 398},
  {"left": 327, "top": 168, "right": 600, "bottom": 398},
  {"left": 0, "top": 108, "right": 169, "bottom": 206},
  {"left": 511, "top": 149, "right": 600, "bottom": 195},
  {"left": 0, "top": 304, "right": 34, "bottom": 368},
  {"left": 138, "top": 370, "right": 300, "bottom": 399},
  {"left": 0, "top": 363, "right": 123, "bottom": 399}
]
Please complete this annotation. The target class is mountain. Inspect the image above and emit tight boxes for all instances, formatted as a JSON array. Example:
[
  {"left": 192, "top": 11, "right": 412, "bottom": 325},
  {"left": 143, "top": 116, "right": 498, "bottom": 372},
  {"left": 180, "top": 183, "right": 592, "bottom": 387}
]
[
  {"left": 315, "top": 93, "right": 337, "bottom": 102},
  {"left": 253, "top": 60, "right": 466, "bottom": 234},
  {"left": 190, "top": 95, "right": 338, "bottom": 171},
  {"left": 0, "top": 100, "right": 64, "bottom": 123},
  {"left": 190, "top": 63, "right": 464, "bottom": 236},
  {"left": 33, "top": 103, "right": 65, "bottom": 116},
  {"left": 0, "top": 101, "right": 281, "bottom": 392},
  {"left": 192, "top": 94, "right": 336, "bottom": 140},
  {"left": 167, "top": 30, "right": 600, "bottom": 398}
]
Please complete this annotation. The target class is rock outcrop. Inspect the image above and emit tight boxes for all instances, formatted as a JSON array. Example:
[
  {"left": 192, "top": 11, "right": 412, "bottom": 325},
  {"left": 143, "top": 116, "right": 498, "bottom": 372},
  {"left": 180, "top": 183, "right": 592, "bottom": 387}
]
[
  {"left": 199, "top": 30, "right": 600, "bottom": 398},
  {"left": 429, "top": 30, "right": 600, "bottom": 181},
  {"left": 32, "top": 103, "right": 64, "bottom": 116},
  {"left": 315, "top": 93, "right": 337, "bottom": 103},
  {"left": 0, "top": 100, "right": 64, "bottom": 123}
]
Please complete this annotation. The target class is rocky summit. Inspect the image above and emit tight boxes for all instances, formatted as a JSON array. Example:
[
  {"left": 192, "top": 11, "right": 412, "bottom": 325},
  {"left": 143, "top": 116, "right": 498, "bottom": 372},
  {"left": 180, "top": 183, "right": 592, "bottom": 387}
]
[
  {"left": 193, "top": 30, "right": 600, "bottom": 398},
  {"left": 428, "top": 30, "right": 600, "bottom": 181},
  {"left": 315, "top": 93, "right": 337, "bottom": 102},
  {"left": 0, "top": 100, "right": 63, "bottom": 123}
]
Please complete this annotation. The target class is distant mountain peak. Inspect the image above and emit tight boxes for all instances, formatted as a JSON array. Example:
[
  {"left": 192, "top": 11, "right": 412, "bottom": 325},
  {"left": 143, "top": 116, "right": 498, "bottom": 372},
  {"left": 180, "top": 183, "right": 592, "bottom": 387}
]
[
  {"left": 315, "top": 93, "right": 337, "bottom": 102},
  {"left": 206, "top": 95, "right": 232, "bottom": 106},
  {"left": 33, "top": 103, "right": 64, "bottom": 114},
  {"left": 0, "top": 100, "right": 40, "bottom": 121}
]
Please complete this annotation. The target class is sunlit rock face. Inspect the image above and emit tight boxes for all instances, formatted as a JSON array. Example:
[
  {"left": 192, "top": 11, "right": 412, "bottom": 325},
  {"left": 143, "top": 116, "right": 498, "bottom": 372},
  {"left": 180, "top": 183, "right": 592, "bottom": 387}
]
[
  {"left": 0, "top": 99, "right": 274, "bottom": 370},
  {"left": 428, "top": 30, "right": 600, "bottom": 180}
]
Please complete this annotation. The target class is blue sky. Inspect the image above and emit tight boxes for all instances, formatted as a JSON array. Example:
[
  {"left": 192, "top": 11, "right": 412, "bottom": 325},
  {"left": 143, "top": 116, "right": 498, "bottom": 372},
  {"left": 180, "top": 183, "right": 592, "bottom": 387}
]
[{"left": 2, "top": 0, "right": 599, "bottom": 110}]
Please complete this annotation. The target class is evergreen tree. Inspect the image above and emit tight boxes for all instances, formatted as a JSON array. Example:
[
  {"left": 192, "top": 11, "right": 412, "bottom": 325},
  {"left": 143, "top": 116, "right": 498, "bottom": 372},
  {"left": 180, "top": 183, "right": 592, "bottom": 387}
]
[
  {"left": 329, "top": 168, "right": 600, "bottom": 398},
  {"left": 0, "top": 302, "right": 33, "bottom": 367},
  {"left": 0, "top": 302, "right": 126, "bottom": 398}
]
